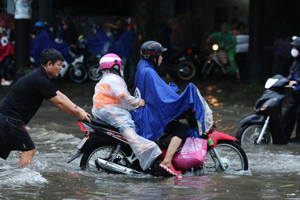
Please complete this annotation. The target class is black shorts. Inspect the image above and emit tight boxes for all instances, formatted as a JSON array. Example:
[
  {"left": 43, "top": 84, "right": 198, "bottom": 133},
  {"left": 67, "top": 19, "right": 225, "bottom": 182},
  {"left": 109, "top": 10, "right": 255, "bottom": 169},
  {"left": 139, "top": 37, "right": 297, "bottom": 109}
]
[
  {"left": 0, "top": 117, "right": 35, "bottom": 160},
  {"left": 156, "top": 121, "right": 187, "bottom": 148},
  {"left": 164, "top": 120, "right": 187, "bottom": 140}
]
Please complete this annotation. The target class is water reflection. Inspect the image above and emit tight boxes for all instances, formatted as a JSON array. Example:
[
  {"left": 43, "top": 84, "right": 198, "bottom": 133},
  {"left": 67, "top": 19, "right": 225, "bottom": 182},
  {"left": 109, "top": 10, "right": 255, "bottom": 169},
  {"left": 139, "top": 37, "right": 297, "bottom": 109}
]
[
  {"left": 206, "top": 95, "right": 223, "bottom": 107},
  {"left": 1, "top": 80, "right": 300, "bottom": 199}
]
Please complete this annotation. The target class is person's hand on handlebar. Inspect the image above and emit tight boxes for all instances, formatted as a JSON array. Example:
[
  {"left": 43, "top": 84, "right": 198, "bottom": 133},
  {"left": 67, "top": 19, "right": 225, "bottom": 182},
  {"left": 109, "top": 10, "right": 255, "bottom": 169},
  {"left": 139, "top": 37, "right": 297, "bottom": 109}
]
[
  {"left": 77, "top": 107, "right": 91, "bottom": 122},
  {"left": 288, "top": 80, "right": 297, "bottom": 88}
]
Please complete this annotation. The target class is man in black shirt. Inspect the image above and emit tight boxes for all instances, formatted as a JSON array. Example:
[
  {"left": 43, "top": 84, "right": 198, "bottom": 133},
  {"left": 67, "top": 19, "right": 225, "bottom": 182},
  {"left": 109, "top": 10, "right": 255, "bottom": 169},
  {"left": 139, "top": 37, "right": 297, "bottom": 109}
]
[{"left": 0, "top": 48, "right": 91, "bottom": 167}]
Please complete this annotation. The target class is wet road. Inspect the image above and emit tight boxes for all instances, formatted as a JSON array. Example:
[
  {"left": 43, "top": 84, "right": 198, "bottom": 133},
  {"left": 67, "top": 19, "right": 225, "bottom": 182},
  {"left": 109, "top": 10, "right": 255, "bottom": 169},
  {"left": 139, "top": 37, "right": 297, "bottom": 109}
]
[{"left": 0, "top": 78, "right": 300, "bottom": 199}]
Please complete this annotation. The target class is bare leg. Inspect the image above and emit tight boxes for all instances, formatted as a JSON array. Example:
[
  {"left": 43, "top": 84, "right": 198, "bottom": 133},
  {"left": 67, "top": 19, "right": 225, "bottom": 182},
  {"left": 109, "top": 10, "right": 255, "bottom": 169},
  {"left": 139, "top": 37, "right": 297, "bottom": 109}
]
[
  {"left": 160, "top": 136, "right": 182, "bottom": 167},
  {"left": 19, "top": 149, "right": 36, "bottom": 167}
]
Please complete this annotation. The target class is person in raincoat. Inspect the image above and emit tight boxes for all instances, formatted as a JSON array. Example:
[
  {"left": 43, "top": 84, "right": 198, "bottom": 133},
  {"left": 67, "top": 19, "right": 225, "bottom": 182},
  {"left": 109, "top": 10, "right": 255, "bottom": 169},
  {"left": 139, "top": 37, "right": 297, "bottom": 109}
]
[
  {"left": 282, "top": 37, "right": 300, "bottom": 143},
  {"left": 207, "top": 23, "right": 240, "bottom": 81},
  {"left": 131, "top": 41, "right": 213, "bottom": 176},
  {"left": 92, "top": 53, "right": 162, "bottom": 171}
]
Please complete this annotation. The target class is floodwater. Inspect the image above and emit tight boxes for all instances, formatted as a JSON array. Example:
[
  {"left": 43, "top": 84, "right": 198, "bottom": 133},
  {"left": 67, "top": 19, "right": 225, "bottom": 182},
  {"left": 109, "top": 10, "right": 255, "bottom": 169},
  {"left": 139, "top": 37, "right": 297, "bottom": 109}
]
[{"left": 0, "top": 78, "right": 300, "bottom": 200}]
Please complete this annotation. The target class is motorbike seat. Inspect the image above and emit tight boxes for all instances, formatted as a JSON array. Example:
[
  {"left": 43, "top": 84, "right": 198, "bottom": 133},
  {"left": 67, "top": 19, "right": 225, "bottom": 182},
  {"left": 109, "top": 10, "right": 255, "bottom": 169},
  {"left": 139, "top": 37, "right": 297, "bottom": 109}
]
[{"left": 90, "top": 118, "right": 119, "bottom": 132}]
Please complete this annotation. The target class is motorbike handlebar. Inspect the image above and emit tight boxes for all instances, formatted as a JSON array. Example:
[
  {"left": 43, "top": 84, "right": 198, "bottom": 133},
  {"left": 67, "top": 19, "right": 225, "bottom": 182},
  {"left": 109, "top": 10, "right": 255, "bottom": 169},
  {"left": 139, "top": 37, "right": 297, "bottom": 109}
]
[{"left": 285, "top": 85, "right": 296, "bottom": 89}]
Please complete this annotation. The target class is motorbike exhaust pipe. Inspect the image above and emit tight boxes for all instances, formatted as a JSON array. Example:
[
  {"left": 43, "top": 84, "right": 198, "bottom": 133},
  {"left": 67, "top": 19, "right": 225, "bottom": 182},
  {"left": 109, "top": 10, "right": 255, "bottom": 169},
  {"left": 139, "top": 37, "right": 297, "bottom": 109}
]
[{"left": 96, "top": 158, "right": 142, "bottom": 175}]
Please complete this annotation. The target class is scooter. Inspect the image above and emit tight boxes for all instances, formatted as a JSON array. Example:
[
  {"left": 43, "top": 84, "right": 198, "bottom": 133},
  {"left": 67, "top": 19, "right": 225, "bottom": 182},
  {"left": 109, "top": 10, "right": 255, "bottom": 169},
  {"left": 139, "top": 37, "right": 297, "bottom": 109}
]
[
  {"left": 59, "top": 53, "right": 88, "bottom": 84},
  {"left": 76, "top": 35, "right": 101, "bottom": 82},
  {"left": 29, "top": 50, "right": 88, "bottom": 84},
  {"left": 68, "top": 110, "right": 248, "bottom": 176},
  {"left": 236, "top": 74, "right": 290, "bottom": 146},
  {"left": 201, "top": 44, "right": 228, "bottom": 80},
  {"left": 165, "top": 44, "right": 205, "bottom": 81}
]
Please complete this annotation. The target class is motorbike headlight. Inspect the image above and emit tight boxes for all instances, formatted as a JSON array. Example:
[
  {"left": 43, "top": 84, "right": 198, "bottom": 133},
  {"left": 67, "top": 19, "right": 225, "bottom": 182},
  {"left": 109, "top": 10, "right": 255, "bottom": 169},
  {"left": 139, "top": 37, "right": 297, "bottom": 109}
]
[{"left": 212, "top": 44, "right": 219, "bottom": 51}]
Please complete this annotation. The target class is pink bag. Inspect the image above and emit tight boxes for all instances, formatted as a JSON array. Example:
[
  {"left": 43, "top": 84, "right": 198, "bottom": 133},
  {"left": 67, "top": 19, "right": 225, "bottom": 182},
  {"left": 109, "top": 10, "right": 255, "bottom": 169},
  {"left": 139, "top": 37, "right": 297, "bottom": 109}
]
[{"left": 172, "top": 137, "right": 207, "bottom": 170}]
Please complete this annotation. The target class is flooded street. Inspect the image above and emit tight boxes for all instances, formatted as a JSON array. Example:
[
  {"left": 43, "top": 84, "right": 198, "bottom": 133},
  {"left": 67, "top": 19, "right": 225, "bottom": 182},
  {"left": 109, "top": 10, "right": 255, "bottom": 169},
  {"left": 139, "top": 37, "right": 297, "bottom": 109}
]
[{"left": 1, "top": 79, "right": 300, "bottom": 199}]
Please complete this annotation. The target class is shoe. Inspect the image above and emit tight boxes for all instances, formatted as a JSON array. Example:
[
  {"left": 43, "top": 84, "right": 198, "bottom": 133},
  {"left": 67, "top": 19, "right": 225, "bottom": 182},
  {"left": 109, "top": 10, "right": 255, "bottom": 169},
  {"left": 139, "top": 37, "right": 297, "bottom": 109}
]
[
  {"left": 159, "top": 163, "right": 182, "bottom": 176},
  {"left": 1, "top": 80, "right": 12, "bottom": 86}
]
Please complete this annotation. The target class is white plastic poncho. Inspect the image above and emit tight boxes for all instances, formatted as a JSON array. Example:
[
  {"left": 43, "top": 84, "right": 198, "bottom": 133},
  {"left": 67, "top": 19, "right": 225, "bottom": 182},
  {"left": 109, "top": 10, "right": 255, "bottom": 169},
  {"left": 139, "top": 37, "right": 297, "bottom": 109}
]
[{"left": 92, "top": 72, "right": 162, "bottom": 170}]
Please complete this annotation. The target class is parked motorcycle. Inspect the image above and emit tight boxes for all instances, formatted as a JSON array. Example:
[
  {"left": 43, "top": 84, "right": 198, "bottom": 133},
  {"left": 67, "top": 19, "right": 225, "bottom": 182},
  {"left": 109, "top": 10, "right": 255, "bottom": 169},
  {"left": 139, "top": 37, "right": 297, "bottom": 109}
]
[
  {"left": 30, "top": 49, "right": 88, "bottom": 84},
  {"left": 236, "top": 74, "right": 290, "bottom": 146},
  {"left": 76, "top": 35, "right": 101, "bottom": 82},
  {"left": 166, "top": 44, "right": 205, "bottom": 81},
  {"left": 68, "top": 110, "right": 248, "bottom": 176},
  {"left": 201, "top": 44, "right": 228, "bottom": 80},
  {"left": 87, "top": 58, "right": 101, "bottom": 82},
  {"left": 59, "top": 53, "right": 88, "bottom": 84}
]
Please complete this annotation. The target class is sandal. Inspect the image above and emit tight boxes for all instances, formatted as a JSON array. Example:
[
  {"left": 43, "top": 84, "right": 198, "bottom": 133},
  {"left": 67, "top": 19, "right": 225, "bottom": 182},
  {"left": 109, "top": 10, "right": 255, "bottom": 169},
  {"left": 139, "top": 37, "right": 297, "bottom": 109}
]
[{"left": 159, "top": 163, "right": 182, "bottom": 176}]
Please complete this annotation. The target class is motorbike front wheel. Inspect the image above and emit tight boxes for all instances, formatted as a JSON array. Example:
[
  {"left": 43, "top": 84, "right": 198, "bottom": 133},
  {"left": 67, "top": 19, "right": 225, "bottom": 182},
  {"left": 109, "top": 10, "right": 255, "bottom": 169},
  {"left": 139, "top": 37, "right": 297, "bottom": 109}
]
[
  {"left": 88, "top": 64, "right": 102, "bottom": 82},
  {"left": 204, "top": 140, "right": 248, "bottom": 174},
  {"left": 80, "top": 144, "right": 130, "bottom": 171},
  {"left": 237, "top": 124, "right": 273, "bottom": 147},
  {"left": 201, "top": 60, "right": 214, "bottom": 80},
  {"left": 176, "top": 60, "right": 197, "bottom": 81},
  {"left": 68, "top": 63, "right": 88, "bottom": 83}
]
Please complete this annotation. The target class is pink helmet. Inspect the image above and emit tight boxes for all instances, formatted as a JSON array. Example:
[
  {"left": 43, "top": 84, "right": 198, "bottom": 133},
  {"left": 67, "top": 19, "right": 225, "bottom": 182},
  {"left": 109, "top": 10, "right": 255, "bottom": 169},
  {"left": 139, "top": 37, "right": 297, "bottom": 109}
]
[{"left": 99, "top": 53, "right": 123, "bottom": 71}]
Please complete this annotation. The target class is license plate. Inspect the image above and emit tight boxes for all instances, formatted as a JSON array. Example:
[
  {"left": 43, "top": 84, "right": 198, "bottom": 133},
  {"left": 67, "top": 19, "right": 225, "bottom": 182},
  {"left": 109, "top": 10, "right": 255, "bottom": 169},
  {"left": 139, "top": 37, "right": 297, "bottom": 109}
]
[{"left": 77, "top": 137, "right": 88, "bottom": 149}]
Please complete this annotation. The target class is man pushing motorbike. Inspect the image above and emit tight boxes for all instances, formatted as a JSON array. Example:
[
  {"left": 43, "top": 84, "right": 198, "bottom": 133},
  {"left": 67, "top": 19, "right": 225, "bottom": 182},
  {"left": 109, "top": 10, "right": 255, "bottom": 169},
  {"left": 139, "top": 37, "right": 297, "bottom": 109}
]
[
  {"left": 131, "top": 41, "right": 214, "bottom": 176},
  {"left": 0, "top": 48, "right": 91, "bottom": 167}
]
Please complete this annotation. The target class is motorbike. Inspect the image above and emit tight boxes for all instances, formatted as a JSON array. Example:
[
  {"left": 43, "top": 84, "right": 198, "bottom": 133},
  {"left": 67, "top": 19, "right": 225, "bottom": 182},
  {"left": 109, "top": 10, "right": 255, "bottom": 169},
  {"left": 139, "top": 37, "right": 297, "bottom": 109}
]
[
  {"left": 58, "top": 53, "right": 88, "bottom": 84},
  {"left": 68, "top": 109, "right": 248, "bottom": 176},
  {"left": 201, "top": 44, "right": 228, "bottom": 80},
  {"left": 166, "top": 44, "right": 205, "bottom": 81},
  {"left": 235, "top": 74, "right": 291, "bottom": 146},
  {"left": 76, "top": 35, "right": 102, "bottom": 82},
  {"left": 87, "top": 56, "right": 102, "bottom": 82},
  {"left": 29, "top": 49, "right": 88, "bottom": 84}
]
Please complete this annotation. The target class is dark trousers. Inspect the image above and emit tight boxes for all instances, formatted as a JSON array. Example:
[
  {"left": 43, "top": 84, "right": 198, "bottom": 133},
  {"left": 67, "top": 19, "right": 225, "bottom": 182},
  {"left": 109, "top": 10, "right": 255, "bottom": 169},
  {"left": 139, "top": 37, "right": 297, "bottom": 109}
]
[{"left": 282, "top": 92, "right": 300, "bottom": 141}]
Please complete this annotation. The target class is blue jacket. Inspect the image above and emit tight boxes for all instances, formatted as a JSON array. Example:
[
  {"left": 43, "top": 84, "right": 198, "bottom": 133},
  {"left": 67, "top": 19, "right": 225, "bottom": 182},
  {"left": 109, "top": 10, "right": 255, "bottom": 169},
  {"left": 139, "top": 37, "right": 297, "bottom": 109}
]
[
  {"left": 288, "top": 59, "right": 300, "bottom": 92},
  {"left": 131, "top": 59, "right": 206, "bottom": 141}
]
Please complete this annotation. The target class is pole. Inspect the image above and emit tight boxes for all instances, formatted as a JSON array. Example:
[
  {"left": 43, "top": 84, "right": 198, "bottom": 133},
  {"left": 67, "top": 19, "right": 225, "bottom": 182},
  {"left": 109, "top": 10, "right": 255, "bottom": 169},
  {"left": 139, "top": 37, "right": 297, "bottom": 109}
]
[
  {"left": 14, "top": 0, "right": 32, "bottom": 80},
  {"left": 39, "top": 0, "right": 52, "bottom": 23},
  {"left": 247, "top": 0, "right": 264, "bottom": 85}
]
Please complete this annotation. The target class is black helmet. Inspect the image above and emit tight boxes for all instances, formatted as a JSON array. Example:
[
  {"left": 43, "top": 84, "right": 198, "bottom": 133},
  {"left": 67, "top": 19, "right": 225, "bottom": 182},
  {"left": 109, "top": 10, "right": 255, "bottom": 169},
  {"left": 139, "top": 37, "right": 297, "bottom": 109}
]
[
  {"left": 140, "top": 41, "right": 167, "bottom": 59},
  {"left": 290, "top": 37, "right": 300, "bottom": 47}
]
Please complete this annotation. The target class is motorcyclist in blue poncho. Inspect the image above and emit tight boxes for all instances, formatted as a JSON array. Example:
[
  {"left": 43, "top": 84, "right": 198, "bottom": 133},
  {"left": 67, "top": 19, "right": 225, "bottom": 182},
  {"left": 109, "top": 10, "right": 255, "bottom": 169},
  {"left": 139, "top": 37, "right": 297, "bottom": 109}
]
[
  {"left": 131, "top": 41, "right": 213, "bottom": 176},
  {"left": 30, "top": 22, "right": 72, "bottom": 67}
]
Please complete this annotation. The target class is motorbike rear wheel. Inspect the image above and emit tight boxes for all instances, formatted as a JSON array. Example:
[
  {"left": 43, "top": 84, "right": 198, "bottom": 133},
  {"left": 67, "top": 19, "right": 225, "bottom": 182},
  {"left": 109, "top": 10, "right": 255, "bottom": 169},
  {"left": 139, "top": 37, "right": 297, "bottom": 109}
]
[
  {"left": 204, "top": 140, "right": 248, "bottom": 174},
  {"left": 238, "top": 124, "right": 273, "bottom": 147},
  {"left": 80, "top": 144, "right": 129, "bottom": 171},
  {"left": 176, "top": 60, "right": 197, "bottom": 81},
  {"left": 68, "top": 62, "right": 88, "bottom": 83}
]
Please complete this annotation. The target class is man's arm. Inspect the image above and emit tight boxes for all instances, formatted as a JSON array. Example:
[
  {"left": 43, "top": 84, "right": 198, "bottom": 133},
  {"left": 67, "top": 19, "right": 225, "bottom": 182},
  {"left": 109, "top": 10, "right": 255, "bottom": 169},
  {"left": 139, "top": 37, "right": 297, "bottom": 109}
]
[{"left": 49, "top": 90, "right": 91, "bottom": 122}]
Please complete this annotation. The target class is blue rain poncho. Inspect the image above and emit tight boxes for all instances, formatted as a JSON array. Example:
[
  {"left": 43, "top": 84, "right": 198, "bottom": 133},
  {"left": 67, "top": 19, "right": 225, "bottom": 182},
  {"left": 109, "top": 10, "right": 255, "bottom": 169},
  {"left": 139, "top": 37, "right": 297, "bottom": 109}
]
[
  {"left": 30, "top": 29, "right": 72, "bottom": 66},
  {"left": 131, "top": 59, "right": 213, "bottom": 141},
  {"left": 87, "top": 28, "right": 111, "bottom": 56}
]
